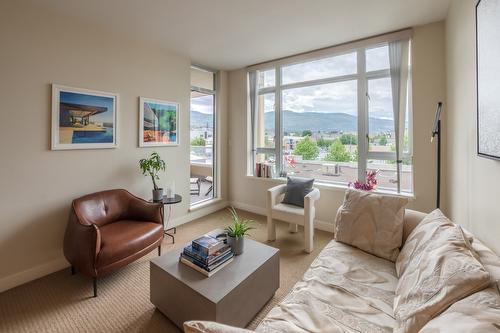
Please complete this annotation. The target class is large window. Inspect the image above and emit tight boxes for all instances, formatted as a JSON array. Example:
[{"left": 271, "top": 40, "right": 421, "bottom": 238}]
[{"left": 249, "top": 38, "right": 412, "bottom": 194}]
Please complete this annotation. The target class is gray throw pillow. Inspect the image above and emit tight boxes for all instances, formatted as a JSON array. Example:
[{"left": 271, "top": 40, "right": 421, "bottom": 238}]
[{"left": 281, "top": 177, "right": 314, "bottom": 208}]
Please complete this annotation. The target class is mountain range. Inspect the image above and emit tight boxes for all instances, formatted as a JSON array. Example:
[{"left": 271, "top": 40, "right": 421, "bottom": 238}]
[{"left": 190, "top": 110, "right": 394, "bottom": 133}]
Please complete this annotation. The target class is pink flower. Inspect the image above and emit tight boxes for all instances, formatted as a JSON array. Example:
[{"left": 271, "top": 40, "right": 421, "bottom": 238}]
[{"left": 349, "top": 170, "right": 378, "bottom": 191}]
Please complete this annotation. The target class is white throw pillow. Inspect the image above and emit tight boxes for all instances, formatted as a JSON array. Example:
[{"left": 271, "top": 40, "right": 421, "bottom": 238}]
[
  {"left": 334, "top": 189, "right": 409, "bottom": 262},
  {"left": 396, "top": 209, "right": 455, "bottom": 277},
  {"left": 394, "top": 218, "right": 490, "bottom": 333}
]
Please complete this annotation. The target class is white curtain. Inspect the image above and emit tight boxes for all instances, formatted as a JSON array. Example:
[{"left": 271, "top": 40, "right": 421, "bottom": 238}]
[
  {"left": 248, "top": 71, "right": 258, "bottom": 171},
  {"left": 389, "top": 39, "right": 410, "bottom": 193}
]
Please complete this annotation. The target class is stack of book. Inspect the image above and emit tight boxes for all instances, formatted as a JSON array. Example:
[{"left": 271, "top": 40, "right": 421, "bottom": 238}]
[
  {"left": 255, "top": 162, "right": 275, "bottom": 178},
  {"left": 180, "top": 234, "right": 234, "bottom": 277}
]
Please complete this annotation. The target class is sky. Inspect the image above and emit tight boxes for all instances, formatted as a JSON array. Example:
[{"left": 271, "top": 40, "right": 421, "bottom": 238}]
[
  {"left": 191, "top": 94, "right": 214, "bottom": 114},
  {"left": 261, "top": 45, "right": 395, "bottom": 120}
]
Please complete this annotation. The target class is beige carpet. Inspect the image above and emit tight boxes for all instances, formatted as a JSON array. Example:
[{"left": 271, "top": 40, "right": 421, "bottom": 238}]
[{"left": 0, "top": 209, "right": 333, "bottom": 333}]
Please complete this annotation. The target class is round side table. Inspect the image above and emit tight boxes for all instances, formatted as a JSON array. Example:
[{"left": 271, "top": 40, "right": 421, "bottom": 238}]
[{"left": 151, "top": 194, "right": 182, "bottom": 243}]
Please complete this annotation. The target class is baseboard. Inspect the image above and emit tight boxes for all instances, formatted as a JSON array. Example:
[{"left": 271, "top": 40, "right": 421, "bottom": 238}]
[
  {"left": 314, "top": 219, "right": 334, "bottom": 233},
  {"left": 230, "top": 201, "right": 334, "bottom": 233},
  {"left": 230, "top": 201, "right": 267, "bottom": 216},
  {"left": 0, "top": 256, "right": 68, "bottom": 293}
]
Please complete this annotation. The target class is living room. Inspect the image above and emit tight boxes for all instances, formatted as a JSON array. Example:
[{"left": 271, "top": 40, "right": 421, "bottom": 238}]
[{"left": 1, "top": 0, "right": 499, "bottom": 332}]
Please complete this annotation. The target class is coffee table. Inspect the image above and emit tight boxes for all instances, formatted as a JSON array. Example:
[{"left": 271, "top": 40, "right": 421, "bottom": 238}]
[{"left": 150, "top": 232, "right": 279, "bottom": 329}]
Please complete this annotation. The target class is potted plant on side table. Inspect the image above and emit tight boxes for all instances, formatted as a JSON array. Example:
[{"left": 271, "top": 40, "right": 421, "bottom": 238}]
[
  {"left": 225, "top": 207, "right": 254, "bottom": 255},
  {"left": 139, "top": 152, "right": 166, "bottom": 202}
]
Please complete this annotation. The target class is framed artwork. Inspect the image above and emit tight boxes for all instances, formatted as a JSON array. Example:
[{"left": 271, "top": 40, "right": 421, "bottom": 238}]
[
  {"left": 139, "top": 97, "right": 179, "bottom": 147},
  {"left": 476, "top": 0, "right": 500, "bottom": 159},
  {"left": 51, "top": 84, "right": 118, "bottom": 150}
]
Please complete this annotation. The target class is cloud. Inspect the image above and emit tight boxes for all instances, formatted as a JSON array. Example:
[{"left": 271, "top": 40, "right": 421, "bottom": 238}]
[
  {"left": 282, "top": 52, "right": 357, "bottom": 84},
  {"left": 283, "top": 80, "right": 358, "bottom": 115},
  {"left": 191, "top": 95, "right": 213, "bottom": 114}
]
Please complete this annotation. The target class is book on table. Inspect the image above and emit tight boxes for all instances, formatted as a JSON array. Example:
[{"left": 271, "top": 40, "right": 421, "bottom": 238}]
[
  {"left": 183, "top": 244, "right": 231, "bottom": 266},
  {"left": 180, "top": 251, "right": 233, "bottom": 271},
  {"left": 192, "top": 234, "right": 227, "bottom": 256},
  {"left": 180, "top": 256, "right": 234, "bottom": 277},
  {"left": 180, "top": 232, "right": 234, "bottom": 277}
]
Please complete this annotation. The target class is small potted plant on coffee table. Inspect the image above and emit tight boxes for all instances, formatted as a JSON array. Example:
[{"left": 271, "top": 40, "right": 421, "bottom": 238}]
[
  {"left": 225, "top": 207, "right": 254, "bottom": 255},
  {"left": 139, "top": 152, "right": 166, "bottom": 202}
]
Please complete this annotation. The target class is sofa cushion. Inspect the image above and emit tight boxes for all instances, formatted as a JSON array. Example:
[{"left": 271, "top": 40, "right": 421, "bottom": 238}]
[
  {"left": 256, "top": 240, "right": 398, "bottom": 332},
  {"left": 281, "top": 176, "right": 314, "bottom": 208},
  {"left": 419, "top": 285, "right": 500, "bottom": 332},
  {"left": 394, "top": 220, "right": 491, "bottom": 333},
  {"left": 464, "top": 228, "right": 500, "bottom": 283},
  {"left": 396, "top": 209, "right": 454, "bottom": 277},
  {"left": 97, "top": 220, "right": 163, "bottom": 267},
  {"left": 334, "top": 189, "right": 408, "bottom": 262}
]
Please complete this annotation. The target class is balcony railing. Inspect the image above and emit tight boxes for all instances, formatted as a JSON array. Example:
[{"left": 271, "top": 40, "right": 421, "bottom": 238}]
[{"left": 190, "top": 146, "right": 213, "bottom": 165}]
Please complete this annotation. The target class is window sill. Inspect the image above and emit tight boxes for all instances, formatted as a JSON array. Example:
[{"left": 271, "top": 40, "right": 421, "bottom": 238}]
[
  {"left": 190, "top": 162, "right": 213, "bottom": 167},
  {"left": 245, "top": 175, "right": 415, "bottom": 200},
  {"left": 189, "top": 197, "right": 222, "bottom": 212}
]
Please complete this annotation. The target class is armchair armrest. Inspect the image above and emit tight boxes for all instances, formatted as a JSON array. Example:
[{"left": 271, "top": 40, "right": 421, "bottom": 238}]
[
  {"left": 267, "top": 184, "right": 287, "bottom": 208},
  {"left": 127, "top": 194, "right": 163, "bottom": 224},
  {"left": 305, "top": 188, "right": 320, "bottom": 202},
  {"left": 63, "top": 207, "right": 101, "bottom": 277}
]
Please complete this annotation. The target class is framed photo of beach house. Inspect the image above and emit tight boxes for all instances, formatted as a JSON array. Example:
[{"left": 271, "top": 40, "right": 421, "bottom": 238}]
[
  {"left": 51, "top": 84, "right": 118, "bottom": 150},
  {"left": 139, "top": 97, "right": 179, "bottom": 147}
]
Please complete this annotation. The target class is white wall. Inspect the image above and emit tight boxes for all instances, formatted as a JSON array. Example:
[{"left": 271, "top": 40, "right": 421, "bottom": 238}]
[
  {"left": 0, "top": 1, "right": 229, "bottom": 291},
  {"left": 228, "top": 22, "right": 447, "bottom": 224},
  {"left": 445, "top": 0, "right": 500, "bottom": 254}
]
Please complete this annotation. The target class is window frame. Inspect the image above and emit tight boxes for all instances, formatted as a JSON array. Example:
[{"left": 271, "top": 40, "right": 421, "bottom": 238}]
[{"left": 249, "top": 34, "right": 413, "bottom": 195}]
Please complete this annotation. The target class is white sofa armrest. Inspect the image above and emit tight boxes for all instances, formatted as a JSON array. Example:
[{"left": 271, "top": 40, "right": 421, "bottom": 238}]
[{"left": 184, "top": 321, "right": 253, "bottom": 333}]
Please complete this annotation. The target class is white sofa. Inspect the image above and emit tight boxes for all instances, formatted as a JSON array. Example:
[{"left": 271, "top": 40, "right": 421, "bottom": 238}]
[{"left": 185, "top": 210, "right": 500, "bottom": 332}]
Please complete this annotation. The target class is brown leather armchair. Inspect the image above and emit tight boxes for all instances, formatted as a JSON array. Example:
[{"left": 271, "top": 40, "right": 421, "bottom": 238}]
[{"left": 64, "top": 189, "right": 164, "bottom": 297}]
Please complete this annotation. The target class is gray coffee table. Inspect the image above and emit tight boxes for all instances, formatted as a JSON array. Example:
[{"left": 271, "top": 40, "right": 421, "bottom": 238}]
[{"left": 150, "top": 233, "right": 279, "bottom": 329}]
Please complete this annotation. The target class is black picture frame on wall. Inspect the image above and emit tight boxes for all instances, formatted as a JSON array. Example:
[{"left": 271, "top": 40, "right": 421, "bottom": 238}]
[{"left": 476, "top": 0, "right": 500, "bottom": 160}]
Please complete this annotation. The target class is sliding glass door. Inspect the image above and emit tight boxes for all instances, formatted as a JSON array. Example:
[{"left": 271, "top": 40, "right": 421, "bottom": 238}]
[{"left": 190, "top": 67, "right": 216, "bottom": 205}]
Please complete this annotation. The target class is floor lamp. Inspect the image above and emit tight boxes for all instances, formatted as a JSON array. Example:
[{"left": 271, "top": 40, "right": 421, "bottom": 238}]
[{"left": 431, "top": 102, "right": 443, "bottom": 209}]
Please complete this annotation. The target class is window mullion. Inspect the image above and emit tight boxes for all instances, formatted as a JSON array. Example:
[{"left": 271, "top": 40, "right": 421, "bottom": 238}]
[
  {"left": 258, "top": 87, "right": 276, "bottom": 95},
  {"left": 280, "top": 73, "right": 359, "bottom": 91},
  {"left": 357, "top": 49, "right": 368, "bottom": 182},
  {"left": 275, "top": 66, "right": 282, "bottom": 177}
]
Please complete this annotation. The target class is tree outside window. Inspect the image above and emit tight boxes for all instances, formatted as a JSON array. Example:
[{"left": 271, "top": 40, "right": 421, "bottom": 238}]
[
  {"left": 325, "top": 139, "right": 352, "bottom": 162},
  {"left": 293, "top": 136, "right": 319, "bottom": 160}
]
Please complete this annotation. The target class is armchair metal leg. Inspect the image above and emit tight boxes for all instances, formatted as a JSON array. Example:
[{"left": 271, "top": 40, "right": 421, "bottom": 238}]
[
  {"left": 158, "top": 245, "right": 161, "bottom": 256},
  {"left": 93, "top": 278, "right": 97, "bottom": 297},
  {"left": 71, "top": 266, "right": 75, "bottom": 275}
]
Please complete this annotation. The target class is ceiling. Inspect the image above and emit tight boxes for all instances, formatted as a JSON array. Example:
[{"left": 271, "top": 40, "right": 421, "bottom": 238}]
[{"left": 38, "top": 0, "right": 451, "bottom": 70}]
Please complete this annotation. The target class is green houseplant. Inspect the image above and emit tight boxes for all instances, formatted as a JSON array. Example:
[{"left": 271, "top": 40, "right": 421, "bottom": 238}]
[
  {"left": 224, "top": 207, "right": 254, "bottom": 255},
  {"left": 139, "top": 152, "right": 166, "bottom": 201}
]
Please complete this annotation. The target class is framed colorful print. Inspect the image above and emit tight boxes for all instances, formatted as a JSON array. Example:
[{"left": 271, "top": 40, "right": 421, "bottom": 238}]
[
  {"left": 51, "top": 84, "right": 118, "bottom": 150},
  {"left": 476, "top": 0, "right": 500, "bottom": 160},
  {"left": 139, "top": 97, "right": 179, "bottom": 147}
]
